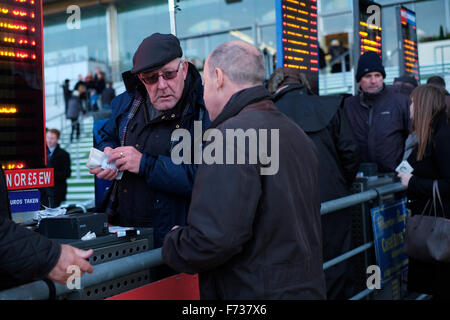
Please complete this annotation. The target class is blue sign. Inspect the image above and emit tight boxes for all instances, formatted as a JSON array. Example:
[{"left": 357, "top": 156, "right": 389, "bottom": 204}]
[
  {"left": 8, "top": 189, "right": 41, "bottom": 213},
  {"left": 370, "top": 198, "right": 410, "bottom": 287}
]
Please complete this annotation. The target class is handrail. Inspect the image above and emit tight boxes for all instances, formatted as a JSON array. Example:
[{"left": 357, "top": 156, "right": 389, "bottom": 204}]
[
  {"left": 0, "top": 182, "right": 409, "bottom": 300},
  {"left": 0, "top": 248, "right": 163, "bottom": 300},
  {"left": 46, "top": 111, "right": 66, "bottom": 123}
]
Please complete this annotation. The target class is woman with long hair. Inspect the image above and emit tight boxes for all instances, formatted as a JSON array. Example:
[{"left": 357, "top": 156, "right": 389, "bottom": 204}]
[{"left": 398, "top": 84, "right": 450, "bottom": 300}]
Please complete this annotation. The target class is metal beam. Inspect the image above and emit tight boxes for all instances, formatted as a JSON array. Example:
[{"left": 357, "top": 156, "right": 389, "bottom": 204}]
[
  {"left": 43, "top": 0, "right": 120, "bottom": 16},
  {"left": 0, "top": 248, "right": 163, "bottom": 300}
]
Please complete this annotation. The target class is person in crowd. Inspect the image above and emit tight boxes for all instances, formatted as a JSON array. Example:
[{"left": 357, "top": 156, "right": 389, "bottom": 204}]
[
  {"left": 89, "top": 90, "right": 99, "bottom": 112},
  {"left": 67, "top": 85, "right": 86, "bottom": 142},
  {"left": 318, "top": 46, "right": 327, "bottom": 71},
  {"left": 328, "top": 39, "right": 350, "bottom": 73},
  {"left": 426, "top": 75, "right": 446, "bottom": 89},
  {"left": 427, "top": 75, "right": 450, "bottom": 113},
  {"left": 74, "top": 75, "right": 89, "bottom": 113},
  {"left": 84, "top": 72, "right": 96, "bottom": 112},
  {"left": 89, "top": 33, "right": 209, "bottom": 250},
  {"left": 94, "top": 69, "right": 106, "bottom": 96},
  {"left": 398, "top": 84, "right": 450, "bottom": 300},
  {"left": 162, "top": 41, "right": 326, "bottom": 299},
  {"left": 40, "top": 129, "right": 71, "bottom": 208},
  {"left": 101, "top": 82, "right": 116, "bottom": 109},
  {"left": 268, "top": 67, "right": 360, "bottom": 299},
  {"left": 343, "top": 51, "right": 410, "bottom": 173},
  {"left": 85, "top": 71, "right": 95, "bottom": 90},
  {"left": 74, "top": 74, "right": 86, "bottom": 92},
  {"left": 61, "top": 79, "right": 72, "bottom": 116},
  {"left": 0, "top": 167, "right": 93, "bottom": 290},
  {"left": 391, "top": 75, "right": 419, "bottom": 96}
]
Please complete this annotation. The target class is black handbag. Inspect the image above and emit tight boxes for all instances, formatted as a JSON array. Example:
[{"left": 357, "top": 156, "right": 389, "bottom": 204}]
[{"left": 404, "top": 180, "right": 450, "bottom": 263}]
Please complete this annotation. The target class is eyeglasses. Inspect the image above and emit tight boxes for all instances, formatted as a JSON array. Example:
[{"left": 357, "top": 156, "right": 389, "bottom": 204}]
[{"left": 139, "top": 60, "right": 183, "bottom": 85}]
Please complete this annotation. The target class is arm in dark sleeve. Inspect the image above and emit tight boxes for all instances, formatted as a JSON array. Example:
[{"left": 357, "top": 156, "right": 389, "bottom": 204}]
[
  {"left": 139, "top": 154, "right": 197, "bottom": 197},
  {"left": 162, "top": 161, "right": 262, "bottom": 274},
  {"left": 138, "top": 110, "right": 210, "bottom": 197},
  {"left": 0, "top": 168, "right": 61, "bottom": 285},
  {"left": 408, "top": 126, "right": 450, "bottom": 198},
  {"left": 0, "top": 215, "right": 61, "bottom": 285},
  {"left": 330, "top": 108, "right": 360, "bottom": 187}
]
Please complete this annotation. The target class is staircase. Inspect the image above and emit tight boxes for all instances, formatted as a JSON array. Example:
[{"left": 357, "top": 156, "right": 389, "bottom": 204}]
[{"left": 59, "top": 115, "right": 95, "bottom": 206}]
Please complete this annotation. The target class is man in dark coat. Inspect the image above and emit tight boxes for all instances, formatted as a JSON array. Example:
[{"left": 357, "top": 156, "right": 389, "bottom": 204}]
[
  {"left": 101, "top": 82, "right": 116, "bottom": 108},
  {"left": 0, "top": 167, "right": 93, "bottom": 290},
  {"left": 41, "top": 128, "right": 71, "bottom": 208},
  {"left": 390, "top": 75, "right": 418, "bottom": 97},
  {"left": 343, "top": 52, "right": 410, "bottom": 173},
  {"left": 269, "top": 67, "right": 360, "bottom": 299},
  {"left": 162, "top": 41, "right": 326, "bottom": 299},
  {"left": 61, "top": 79, "right": 72, "bottom": 115},
  {"left": 90, "top": 33, "right": 209, "bottom": 249}
]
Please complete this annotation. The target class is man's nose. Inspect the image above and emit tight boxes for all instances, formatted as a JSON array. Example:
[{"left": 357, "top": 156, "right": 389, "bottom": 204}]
[{"left": 156, "top": 75, "right": 168, "bottom": 89}]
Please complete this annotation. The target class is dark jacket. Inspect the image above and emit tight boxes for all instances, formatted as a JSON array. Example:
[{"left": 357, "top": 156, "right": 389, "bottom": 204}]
[
  {"left": 162, "top": 86, "right": 326, "bottom": 300},
  {"left": 405, "top": 110, "right": 450, "bottom": 299},
  {"left": 67, "top": 94, "right": 82, "bottom": 120},
  {"left": 97, "top": 63, "right": 209, "bottom": 248},
  {"left": 0, "top": 168, "right": 61, "bottom": 290},
  {"left": 41, "top": 144, "right": 71, "bottom": 207},
  {"left": 101, "top": 87, "right": 116, "bottom": 106},
  {"left": 273, "top": 85, "right": 360, "bottom": 299},
  {"left": 343, "top": 85, "right": 410, "bottom": 173},
  {"left": 273, "top": 85, "right": 360, "bottom": 201}
]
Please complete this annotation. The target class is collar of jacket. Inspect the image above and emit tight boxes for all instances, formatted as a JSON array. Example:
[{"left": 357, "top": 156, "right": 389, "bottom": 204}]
[
  {"left": 358, "top": 83, "right": 386, "bottom": 109},
  {"left": 208, "top": 85, "right": 272, "bottom": 129},
  {"left": 122, "top": 62, "right": 204, "bottom": 123},
  {"left": 272, "top": 84, "right": 311, "bottom": 101}
]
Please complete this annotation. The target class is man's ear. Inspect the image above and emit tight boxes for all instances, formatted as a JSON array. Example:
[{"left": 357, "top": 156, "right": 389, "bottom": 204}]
[
  {"left": 215, "top": 68, "right": 225, "bottom": 90},
  {"left": 182, "top": 60, "right": 189, "bottom": 80}
]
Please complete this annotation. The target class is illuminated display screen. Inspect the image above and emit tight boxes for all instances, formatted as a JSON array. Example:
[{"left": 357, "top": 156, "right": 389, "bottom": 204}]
[
  {"left": 398, "top": 6, "right": 419, "bottom": 80},
  {"left": 276, "top": 0, "right": 318, "bottom": 93},
  {"left": 358, "top": 0, "right": 382, "bottom": 58},
  {"left": 0, "top": 0, "right": 44, "bottom": 171}
]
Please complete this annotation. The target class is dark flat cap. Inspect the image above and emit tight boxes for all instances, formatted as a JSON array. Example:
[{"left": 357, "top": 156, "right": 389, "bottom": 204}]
[{"left": 131, "top": 33, "right": 183, "bottom": 74}]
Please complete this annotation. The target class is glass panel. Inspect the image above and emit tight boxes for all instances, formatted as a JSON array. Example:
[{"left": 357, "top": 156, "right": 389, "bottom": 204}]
[
  {"left": 181, "top": 28, "right": 254, "bottom": 71},
  {"left": 43, "top": 7, "right": 107, "bottom": 65},
  {"left": 177, "top": 0, "right": 274, "bottom": 37},
  {"left": 318, "top": 0, "right": 352, "bottom": 14},
  {"left": 116, "top": 0, "right": 170, "bottom": 73},
  {"left": 415, "top": 0, "right": 446, "bottom": 41}
]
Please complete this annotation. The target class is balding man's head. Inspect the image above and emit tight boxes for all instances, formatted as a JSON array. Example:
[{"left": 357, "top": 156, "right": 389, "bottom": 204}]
[
  {"left": 202, "top": 41, "right": 266, "bottom": 120},
  {"left": 206, "top": 41, "right": 266, "bottom": 86}
]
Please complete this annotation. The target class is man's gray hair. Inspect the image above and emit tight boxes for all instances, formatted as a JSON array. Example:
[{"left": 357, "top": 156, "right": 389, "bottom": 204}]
[{"left": 207, "top": 41, "right": 266, "bottom": 85}]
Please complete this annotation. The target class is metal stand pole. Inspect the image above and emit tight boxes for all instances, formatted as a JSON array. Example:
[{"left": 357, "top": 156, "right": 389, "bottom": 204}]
[{"left": 168, "top": 0, "right": 177, "bottom": 36}]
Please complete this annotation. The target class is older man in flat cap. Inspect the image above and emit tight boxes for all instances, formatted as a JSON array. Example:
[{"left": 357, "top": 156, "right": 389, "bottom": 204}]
[{"left": 90, "top": 33, "right": 209, "bottom": 253}]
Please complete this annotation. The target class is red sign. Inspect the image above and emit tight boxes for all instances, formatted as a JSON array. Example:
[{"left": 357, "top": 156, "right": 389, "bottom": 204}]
[
  {"left": 4, "top": 168, "right": 53, "bottom": 190},
  {"left": 107, "top": 273, "right": 200, "bottom": 300}
]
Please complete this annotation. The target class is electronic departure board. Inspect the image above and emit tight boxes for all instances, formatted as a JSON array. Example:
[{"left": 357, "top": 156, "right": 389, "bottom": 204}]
[
  {"left": 397, "top": 6, "right": 419, "bottom": 81},
  {"left": 0, "top": 0, "right": 45, "bottom": 172},
  {"left": 276, "top": 0, "right": 319, "bottom": 94},
  {"left": 355, "top": 0, "right": 382, "bottom": 58}
]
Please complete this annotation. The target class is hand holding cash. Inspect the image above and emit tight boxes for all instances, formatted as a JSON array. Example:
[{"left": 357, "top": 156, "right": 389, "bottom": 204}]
[
  {"left": 396, "top": 160, "right": 414, "bottom": 187},
  {"left": 86, "top": 147, "right": 123, "bottom": 180}
]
